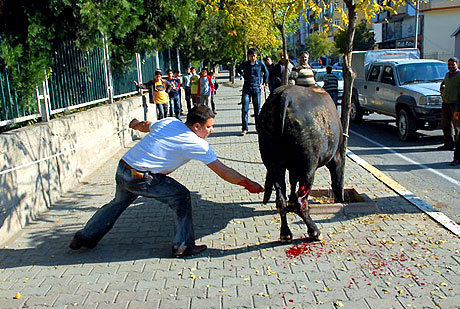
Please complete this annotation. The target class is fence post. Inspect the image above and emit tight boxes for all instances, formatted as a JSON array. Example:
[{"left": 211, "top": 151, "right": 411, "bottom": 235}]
[
  {"left": 176, "top": 48, "right": 181, "bottom": 73},
  {"left": 168, "top": 48, "right": 172, "bottom": 70},
  {"left": 37, "top": 75, "right": 51, "bottom": 122},
  {"left": 155, "top": 51, "right": 160, "bottom": 72},
  {"left": 135, "top": 53, "right": 142, "bottom": 84},
  {"left": 102, "top": 36, "right": 114, "bottom": 103}
]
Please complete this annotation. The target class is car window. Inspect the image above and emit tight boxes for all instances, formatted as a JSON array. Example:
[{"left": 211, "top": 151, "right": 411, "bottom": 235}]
[
  {"left": 381, "top": 66, "right": 395, "bottom": 85},
  {"left": 397, "top": 62, "right": 448, "bottom": 84},
  {"left": 368, "top": 65, "right": 381, "bottom": 82}
]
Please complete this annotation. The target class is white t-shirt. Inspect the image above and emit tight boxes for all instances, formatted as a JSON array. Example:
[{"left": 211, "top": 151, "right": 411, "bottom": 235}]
[{"left": 122, "top": 118, "right": 217, "bottom": 174}]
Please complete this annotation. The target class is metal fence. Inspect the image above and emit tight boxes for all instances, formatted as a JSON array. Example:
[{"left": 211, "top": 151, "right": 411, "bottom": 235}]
[{"left": 0, "top": 42, "right": 182, "bottom": 128}]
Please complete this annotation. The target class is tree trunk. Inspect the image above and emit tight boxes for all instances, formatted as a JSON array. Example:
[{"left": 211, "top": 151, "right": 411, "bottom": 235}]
[
  {"left": 339, "top": 0, "right": 358, "bottom": 187},
  {"left": 230, "top": 60, "right": 236, "bottom": 83}
]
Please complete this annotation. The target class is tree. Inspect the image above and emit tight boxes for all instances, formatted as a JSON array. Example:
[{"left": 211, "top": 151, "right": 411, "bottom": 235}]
[
  {"left": 0, "top": 0, "right": 199, "bottom": 103},
  {"left": 334, "top": 19, "right": 376, "bottom": 54},
  {"left": 199, "top": 0, "right": 282, "bottom": 82},
  {"left": 305, "top": 31, "right": 336, "bottom": 60}
]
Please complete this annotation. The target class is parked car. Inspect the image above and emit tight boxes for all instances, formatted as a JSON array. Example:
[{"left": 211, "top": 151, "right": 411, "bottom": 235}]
[
  {"left": 351, "top": 49, "right": 447, "bottom": 141},
  {"left": 312, "top": 68, "right": 344, "bottom": 100},
  {"left": 309, "top": 62, "right": 323, "bottom": 69},
  {"left": 332, "top": 62, "right": 343, "bottom": 70}
]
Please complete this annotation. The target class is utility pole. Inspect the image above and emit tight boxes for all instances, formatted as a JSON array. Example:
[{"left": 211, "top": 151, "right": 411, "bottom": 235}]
[{"left": 414, "top": 0, "right": 420, "bottom": 50}]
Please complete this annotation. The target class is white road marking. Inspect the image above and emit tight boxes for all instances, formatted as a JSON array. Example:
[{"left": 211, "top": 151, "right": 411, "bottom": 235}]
[{"left": 350, "top": 129, "right": 460, "bottom": 187}]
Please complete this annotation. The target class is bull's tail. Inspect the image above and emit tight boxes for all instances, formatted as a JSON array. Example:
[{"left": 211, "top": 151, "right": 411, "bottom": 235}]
[
  {"left": 279, "top": 91, "right": 291, "bottom": 136},
  {"left": 263, "top": 171, "right": 273, "bottom": 204}
]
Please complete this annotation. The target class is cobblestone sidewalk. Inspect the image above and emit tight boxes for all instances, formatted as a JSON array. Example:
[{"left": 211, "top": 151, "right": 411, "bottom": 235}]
[{"left": 0, "top": 75, "right": 459, "bottom": 308}]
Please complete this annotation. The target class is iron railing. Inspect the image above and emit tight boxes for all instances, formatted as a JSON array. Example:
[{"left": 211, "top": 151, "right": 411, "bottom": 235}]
[{"left": 0, "top": 42, "right": 182, "bottom": 128}]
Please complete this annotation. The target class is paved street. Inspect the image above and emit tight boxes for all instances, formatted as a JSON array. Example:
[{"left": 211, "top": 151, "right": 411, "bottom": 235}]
[
  {"left": 347, "top": 113, "right": 460, "bottom": 224},
  {"left": 0, "top": 77, "right": 459, "bottom": 308}
]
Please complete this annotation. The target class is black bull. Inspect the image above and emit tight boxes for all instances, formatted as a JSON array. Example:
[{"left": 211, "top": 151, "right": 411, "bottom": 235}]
[{"left": 257, "top": 85, "right": 345, "bottom": 242}]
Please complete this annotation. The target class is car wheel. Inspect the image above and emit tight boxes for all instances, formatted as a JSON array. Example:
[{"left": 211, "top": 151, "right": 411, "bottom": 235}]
[
  {"left": 350, "top": 96, "right": 363, "bottom": 123},
  {"left": 397, "top": 109, "right": 416, "bottom": 141}
]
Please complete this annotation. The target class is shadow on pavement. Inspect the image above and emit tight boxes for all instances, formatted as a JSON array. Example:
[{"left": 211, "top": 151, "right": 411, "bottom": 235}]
[
  {"left": 0, "top": 192, "right": 276, "bottom": 269},
  {"left": 0, "top": 186, "right": 424, "bottom": 268}
]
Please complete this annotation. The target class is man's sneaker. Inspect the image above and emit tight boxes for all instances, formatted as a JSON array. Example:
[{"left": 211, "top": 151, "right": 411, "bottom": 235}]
[
  {"left": 240, "top": 130, "right": 247, "bottom": 136},
  {"left": 172, "top": 244, "right": 207, "bottom": 258},
  {"left": 69, "top": 231, "right": 97, "bottom": 250}
]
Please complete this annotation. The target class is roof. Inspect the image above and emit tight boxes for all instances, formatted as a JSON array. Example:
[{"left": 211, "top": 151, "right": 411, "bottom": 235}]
[{"left": 372, "top": 59, "right": 446, "bottom": 65}]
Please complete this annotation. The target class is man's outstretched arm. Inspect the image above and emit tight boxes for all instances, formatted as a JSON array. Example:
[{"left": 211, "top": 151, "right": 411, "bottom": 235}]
[
  {"left": 129, "top": 119, "right": 151, "bottom": 133},
  {"left": 207, "top": 159, "right": 264, "bottom": 193}
]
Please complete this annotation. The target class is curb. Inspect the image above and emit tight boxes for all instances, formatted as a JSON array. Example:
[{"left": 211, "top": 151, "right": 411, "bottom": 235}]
[{"left": 346, "top": 149, "right": 460, "bottom": 237}]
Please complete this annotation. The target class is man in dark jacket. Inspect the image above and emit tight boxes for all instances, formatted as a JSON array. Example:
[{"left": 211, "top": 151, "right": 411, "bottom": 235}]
[
  {"left": 237, "top": 48, "right": 269, "bottom": 136},
  {"left": 264, "top": 57, "right": 276, "bottom": 94}
]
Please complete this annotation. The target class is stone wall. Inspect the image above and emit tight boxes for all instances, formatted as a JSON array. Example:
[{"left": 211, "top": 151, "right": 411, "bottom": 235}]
[{"left": 0, "top": 95, "right": 155, "bottom": 245}]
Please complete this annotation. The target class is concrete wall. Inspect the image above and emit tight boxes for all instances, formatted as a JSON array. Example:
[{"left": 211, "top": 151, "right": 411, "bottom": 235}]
[{"left": 0, "top": 95, "right": 156, "bottom": 245}]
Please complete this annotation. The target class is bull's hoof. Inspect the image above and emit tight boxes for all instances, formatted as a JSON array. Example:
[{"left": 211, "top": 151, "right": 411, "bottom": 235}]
[
  {"left": 279, "top": 234, "right": 293, "bottom": 243},
  {"left": 308, "top": 231, "right": 322, "bottom": 242}
]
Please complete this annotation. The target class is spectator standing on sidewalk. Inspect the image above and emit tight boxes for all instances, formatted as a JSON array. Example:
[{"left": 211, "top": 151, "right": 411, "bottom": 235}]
[
  {"left": 439, "top": 57, "right": 460, "bottom": 151},
  {"left": 165, "top": 69, "right": 181, "bottom": 119},
  {"left": 69, "top": 105, "right": 264, "bottom": 257},
  {"left": 237, "top": 48, "right": 269, "bottom": 136},
  {"left": 174, "top": 70, "right": 184, "bottom": 116},
  {"left": 272, "top": 53, "right": 294, "bottom": 89},
  {"left": 134, "top": 70, "right": 168, "bottom": 120},
  {"left": 295, "top": 51, "right": 312, "bottom": 72},
  {"left": 209, "top": 71, "right": 219, "bottom": 114},
  {"left": 182, "top": 66, "right": 193, "bottom": 113},
  {"left": 264, "top": 57, "right": 276, "bottom": 94},
  {"left": 198, "top": 67, "right": 214, "bottom": 107},
  {"left": 190, "top": 67, "right": 200, "bottom": 106},
  {"left": 324, "top": 65, "right": 339, "bottom": 107}
]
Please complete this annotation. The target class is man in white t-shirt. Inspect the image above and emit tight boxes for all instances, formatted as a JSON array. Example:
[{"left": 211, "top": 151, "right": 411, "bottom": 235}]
[{"left": 69, "top": 105, "right": 264, "bottom": 257}]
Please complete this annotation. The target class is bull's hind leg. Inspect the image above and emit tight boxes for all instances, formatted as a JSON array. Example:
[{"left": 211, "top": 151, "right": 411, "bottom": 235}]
[
  {"left": 274, "top": 183, "right": 292, "bottom": 243},
  {"left": 326, "top": 153, "right": 344, "bottom": 203},
  {"left": 295, "top": 171, "right": 322, "bottom": 241}
]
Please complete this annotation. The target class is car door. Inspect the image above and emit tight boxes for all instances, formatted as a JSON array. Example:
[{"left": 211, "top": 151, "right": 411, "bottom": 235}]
[
  {"left": 361, "top": 64, "right": 383, "bottom": 112},
  {"left": 379, "top": 65, "right": 398, "bottom": 116}
]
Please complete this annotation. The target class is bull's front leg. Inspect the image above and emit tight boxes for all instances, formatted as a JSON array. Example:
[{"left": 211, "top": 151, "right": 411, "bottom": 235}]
[
  {"left": 274, "top": 183, "right": 292, "bottom": 243},
  {"left": 294, "top": 185, "right": 322, "bottom": 241}
]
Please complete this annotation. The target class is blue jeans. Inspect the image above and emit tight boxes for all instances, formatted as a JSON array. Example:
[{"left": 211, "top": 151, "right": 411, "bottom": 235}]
[
  {"left": 241, "top": 91, "right": 261, "bottom": 131},
  {"left": 169, "top": 92, "right": 181, "bottom": 119},
  {"left": 77, "top": 162, "right": 196, "bottom": 249},
  {"left": 156, "top": 104, "right": 168, "bottom": 120}
]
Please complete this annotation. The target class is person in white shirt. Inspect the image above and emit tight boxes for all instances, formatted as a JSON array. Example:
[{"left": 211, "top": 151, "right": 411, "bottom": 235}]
[{"left": 69, "top": 105, "right": 264, "bottom": 257}]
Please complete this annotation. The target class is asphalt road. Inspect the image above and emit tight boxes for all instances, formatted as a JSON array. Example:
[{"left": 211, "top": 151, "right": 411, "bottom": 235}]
[{"left": 346, "top": 112, "right": 460, "bottom": 224}]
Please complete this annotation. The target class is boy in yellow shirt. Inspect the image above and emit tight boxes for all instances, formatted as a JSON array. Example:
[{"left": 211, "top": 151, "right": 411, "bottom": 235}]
[
  {"left": 190, "top": 67, "right": 200, "bottom": 106},
  {"left": 134, "top": 70, "right": 169, "bottom": 119}
]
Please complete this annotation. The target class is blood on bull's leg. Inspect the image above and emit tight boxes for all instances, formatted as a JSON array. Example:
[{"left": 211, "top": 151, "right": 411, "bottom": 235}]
[
  {"left": 274, "top": 183, "right": 292, "bottom": 243},
  {"left": 294, "top": 184, "right": 322, "bottom": 241}
]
